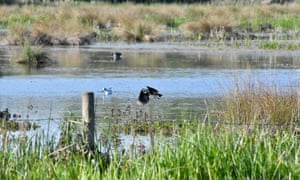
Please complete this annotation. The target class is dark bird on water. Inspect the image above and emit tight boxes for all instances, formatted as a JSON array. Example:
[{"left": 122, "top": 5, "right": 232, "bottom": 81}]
[
  {"left": 112, "top": 52, "right": 122, "bottom": 61},
  {"left": 138, "top": 86, "right": 162, "bottom": 105}
]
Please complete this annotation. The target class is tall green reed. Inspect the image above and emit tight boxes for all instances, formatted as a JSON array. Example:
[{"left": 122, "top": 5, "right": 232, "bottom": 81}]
[
  {"left": 104, "top": 125, "right": 300, "bottom": 179},
  {"left": 0, "top": 118, "right": 299, "bottom": 179}
]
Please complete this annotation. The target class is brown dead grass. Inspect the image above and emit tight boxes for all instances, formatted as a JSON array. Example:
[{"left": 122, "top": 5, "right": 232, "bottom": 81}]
[
  {"left": 3, "top": 4, "right": 300, "bottom": 43},
  {"left": 180, "top": 13, "right": 236, "bottom": 37},
  {"left": 221, "top": 80, "right": 299, "bottom": 124}
]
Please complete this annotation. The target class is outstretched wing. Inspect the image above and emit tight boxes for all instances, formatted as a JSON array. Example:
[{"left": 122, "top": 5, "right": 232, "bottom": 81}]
[{"left": 147, "top": 86, "right": 162, "bottom": 98}]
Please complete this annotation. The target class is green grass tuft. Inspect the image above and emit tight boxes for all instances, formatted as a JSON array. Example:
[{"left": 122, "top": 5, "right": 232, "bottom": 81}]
[
  {"left": 104, "top": 125, "right": 300, "bottom": 179},
  {"left": 17, "top": 40, "right": 51, "bottom": 66}
]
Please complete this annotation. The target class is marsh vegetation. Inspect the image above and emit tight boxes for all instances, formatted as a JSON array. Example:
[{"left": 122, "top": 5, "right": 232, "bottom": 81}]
[
  {"left": 1, "top": 79, "right": 299, "bottom": 179},
  {"left": 1, "top": 3, "right": 300, "bottom": 48},
  {"left": 16, "top": 40, "right": 53, "bottom": 67},
  {"left": 0, "top": 2, "right": 300, "bottom": 179}
]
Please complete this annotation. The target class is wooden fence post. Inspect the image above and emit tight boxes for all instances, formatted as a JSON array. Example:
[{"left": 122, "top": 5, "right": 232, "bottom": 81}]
[{"left": 82, "top": 92, "right": 95, "bottom": 151}]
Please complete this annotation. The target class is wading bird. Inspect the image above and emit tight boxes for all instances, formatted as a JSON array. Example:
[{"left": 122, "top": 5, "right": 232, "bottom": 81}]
[
  {"left": 138, "top": 86, "right": 162, "bottom": 105},
  {"left": 101, "top": 87, "right": 112, "bottom": 96}
]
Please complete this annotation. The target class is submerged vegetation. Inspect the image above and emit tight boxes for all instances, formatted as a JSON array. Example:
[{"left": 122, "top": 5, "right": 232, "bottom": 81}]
[
  {"left": 1, "top": 80, "right": 299, "bottom": 178},
  {"left": 1, "top": 3, "right": 300, "bottom": 47}
]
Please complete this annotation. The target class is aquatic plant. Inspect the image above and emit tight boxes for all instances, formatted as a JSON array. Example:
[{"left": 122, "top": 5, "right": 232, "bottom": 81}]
[{"left": 17, "top": 40, "right": 51, "bottom": 67}]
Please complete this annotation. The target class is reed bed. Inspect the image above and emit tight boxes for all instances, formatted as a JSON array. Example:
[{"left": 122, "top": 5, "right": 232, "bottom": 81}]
[
  {"left": 220, "top": 79, "right": 299, "bottom": 125},
  {"left": 2, "top": 4, "right": 300, "bottom": 44},
  {"left": 105, "top": 125, "right": 300, "bottom": 179},
  {"left": 0, "top": 123, "right": 299, "bottom": 179}
]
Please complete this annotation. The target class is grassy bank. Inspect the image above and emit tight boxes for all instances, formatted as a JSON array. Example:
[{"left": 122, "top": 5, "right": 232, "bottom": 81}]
[
  {"left": 105, "top": 126, "right": 300, "bottom": 179},
  {"left": 2, "top": 4, "right": 300, "bottom": 46},
  {"left": 1, "top": 124, "right": 299, "bottom": 179}
]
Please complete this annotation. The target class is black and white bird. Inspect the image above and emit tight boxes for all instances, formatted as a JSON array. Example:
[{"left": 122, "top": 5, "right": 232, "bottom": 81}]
[
  {"left": 138, "top": 86, "right": 162, "bottom": 105},
  {"left": 101, "top": 87, "right": 112, "bottom": 96},
  {"left": 112, "top": 52, "right": 122, "bottom": 61}
]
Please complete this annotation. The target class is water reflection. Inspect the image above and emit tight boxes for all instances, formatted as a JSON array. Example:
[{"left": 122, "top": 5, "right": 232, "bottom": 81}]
[{"left": 1, "top": 46, "right": 300, "bottom": 76}]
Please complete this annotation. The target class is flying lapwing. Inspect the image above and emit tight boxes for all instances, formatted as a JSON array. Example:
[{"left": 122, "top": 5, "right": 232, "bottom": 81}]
[{"left": 138, "top": 86, "right": 162, "bottom": 105}]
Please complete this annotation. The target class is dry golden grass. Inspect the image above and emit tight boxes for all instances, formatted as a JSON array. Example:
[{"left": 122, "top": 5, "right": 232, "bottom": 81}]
[
  {"left": 220, "top": 80, "right": 299, "bottom": 124},
  {"left": 258, "top": 88, "right": 298, "bottom": 124},
  {"left": 180, "top": 13, "right": 236, "bottom": 37},
  {"left": 7, "top": 23, "right": 30, "bottom": 45},
  {"left": 185, "top": 6, "right": 207, "bottom": 21},
  {"left": 180, "top": 20, "right": 210, "bottom": 36},
  {"left": 33, "top": 17, "right": 87, "bottom": 36},
  {"left": 238, "top": 6, "right": 258, "bottom": 19},
  {"left": 113, "top": 18, "right": 161, "bottom": 42},
  {"left": 287, "top": 5, "right": 300, "bottom": 14},
  {"left": 107, "top": 5, "right": 165, "bottom": 41},
  {"left": 148, "top": 5, "right": 185, "bottom": 26},
  {"left": 180, "top": 6, "right": 237, "bottom": 38},
  {"left": 3, "top": 4, "right": 300, "bottom": 43},
  {"left": 0, "top": 5, "right": 18, "bottom": 17}
]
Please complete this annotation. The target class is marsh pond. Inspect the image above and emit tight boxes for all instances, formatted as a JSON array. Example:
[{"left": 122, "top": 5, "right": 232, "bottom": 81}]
[{"left": 0, "top": 42, "right": 300, "bottom": 147}]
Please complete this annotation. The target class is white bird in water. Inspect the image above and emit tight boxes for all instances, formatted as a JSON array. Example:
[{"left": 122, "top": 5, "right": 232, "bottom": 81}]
[
  {"left": 101, "top": 87, "right": 112, "bottom": 96},
  {"left": 138, "top": 86, "right": 162, "bottom": 105}
]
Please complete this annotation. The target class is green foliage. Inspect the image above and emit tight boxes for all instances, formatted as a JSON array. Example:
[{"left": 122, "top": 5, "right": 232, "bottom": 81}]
[
  {"left": 259, "top": 40, "right": 300, "bottom": 50},
  {"left": 21, "top": 41, "right": 40, "bottom": 61},
  {"left": 8, "top": 14, "right": 33, "bottom": 25},
  {"left": 0, "top": 113, "right": 299, "bottom": 179},
  {"left": 0, "top": 21, "right": 8, "bottom": 29},
  {"left": 105, "top": 126, "right": 300, "bottom": 179},
  {"left": 239, "top": 14, "right": 300, "bottom": 33},
  {"left": 272, "top": 15, "right": 300, "bottom": 30},
  {"left": 259, "top": 40, "right": 281, "bottom": 49},
  {"left": 19, "top": 40, "right": 50, "bottom": 65}
]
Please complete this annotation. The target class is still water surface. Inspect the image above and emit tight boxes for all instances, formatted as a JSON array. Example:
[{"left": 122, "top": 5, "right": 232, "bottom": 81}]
[{"left": 0, "top": 43, "right": 299, "bottom": 143}]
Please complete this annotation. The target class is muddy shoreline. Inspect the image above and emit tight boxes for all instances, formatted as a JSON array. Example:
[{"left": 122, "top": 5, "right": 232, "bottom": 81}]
[{"left": 1, "top": 27, "right": 300, "bottom": 49}]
